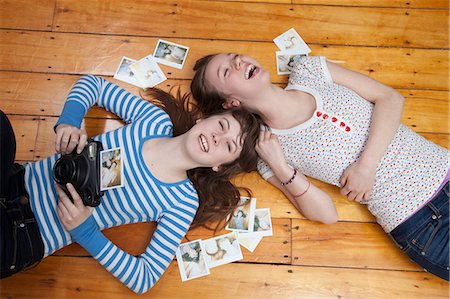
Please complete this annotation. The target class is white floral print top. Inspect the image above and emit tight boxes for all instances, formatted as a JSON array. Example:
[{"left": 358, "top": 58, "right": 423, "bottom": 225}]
[{"left": 257, "top": 56, "right": 450, "bottom": 232}]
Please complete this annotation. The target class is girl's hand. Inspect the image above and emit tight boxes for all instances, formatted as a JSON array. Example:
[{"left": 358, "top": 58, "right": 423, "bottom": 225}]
[
  {"left": 55, "top": 124, "right": 87, "bottom": 154},
  {"left": 56, "top": 183, "right": 94, "bottom": 231},
  {"left": 339, "top": 161, "right": 376, "bottom": 202},
  {"left": 255, "top": 130, "right": 287, "bottom": 170}
]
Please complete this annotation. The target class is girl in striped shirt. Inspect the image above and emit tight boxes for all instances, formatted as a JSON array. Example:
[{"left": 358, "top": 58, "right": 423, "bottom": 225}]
[{"left": 0, "top": 75, "right": 261, "bottom": 293}]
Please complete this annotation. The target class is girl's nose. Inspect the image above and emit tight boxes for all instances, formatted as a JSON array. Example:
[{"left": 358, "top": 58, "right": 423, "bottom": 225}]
[
  {"left": 233, "top": 55, "right": 241, "bottom": 70},
  {"left": 212, "top": 133, "right": 218, "bottom": 145}
]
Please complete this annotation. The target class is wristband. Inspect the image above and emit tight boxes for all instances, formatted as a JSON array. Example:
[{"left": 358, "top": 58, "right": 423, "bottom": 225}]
[
  {"left": 280, "top": 168, "right": 297, "bottom": 186},
  {"left": 293, "top": 179, "right": 311, "bottom": 198}
]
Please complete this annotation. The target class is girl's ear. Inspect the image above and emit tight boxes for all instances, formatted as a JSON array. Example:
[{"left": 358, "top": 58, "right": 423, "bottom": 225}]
[
  {"left": 222, "top": 98, "right": 241, "bottom": 109},
  {"left": 212, "top": 165, "right": 221, "bottom": 172}
]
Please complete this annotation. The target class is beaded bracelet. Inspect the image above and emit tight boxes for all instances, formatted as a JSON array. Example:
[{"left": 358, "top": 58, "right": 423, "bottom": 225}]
[
  {"left": 280, "top": 168, "right": 297, "bottom": 186},
  {"left": 293, "top": 179, "right": 311, "bottom": 199}
]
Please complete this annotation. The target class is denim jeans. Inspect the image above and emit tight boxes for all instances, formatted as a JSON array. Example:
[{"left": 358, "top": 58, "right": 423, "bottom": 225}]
[
  {"left": 389, "top": 181, "right": 449, "bottom": 281},
  {"left": 0, "top": 110, "right": 44, "bottom": 278}
]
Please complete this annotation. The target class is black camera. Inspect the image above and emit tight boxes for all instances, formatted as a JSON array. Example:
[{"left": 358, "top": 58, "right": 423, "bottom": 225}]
[{"left": 53, "top": 139, "right": 104, "bottom": 207}]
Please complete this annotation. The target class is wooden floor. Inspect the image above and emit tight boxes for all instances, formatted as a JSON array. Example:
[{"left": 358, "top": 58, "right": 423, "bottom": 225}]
[{"left": 1, "top": 0, "right": 449, "bottom": 298}]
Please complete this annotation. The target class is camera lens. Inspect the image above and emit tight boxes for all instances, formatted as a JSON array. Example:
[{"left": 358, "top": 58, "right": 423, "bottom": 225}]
[{"left": 53, "top": 156, "right": 76, "bottom": 185}]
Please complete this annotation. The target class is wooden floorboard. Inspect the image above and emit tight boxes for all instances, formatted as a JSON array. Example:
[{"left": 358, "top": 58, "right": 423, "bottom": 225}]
[
  {"left": 52, "top": 0, "right": 448, "bottom": 48},
  {"left": 0, "top": 0, "right": 448, "bottom": 297},
  {"left": 0, "top": 0, "right": 56, "bottom": 30},
  {"left": 1, "top": 258, "right": 447, "bottom": 299},
  {"left": 1, "top": 30, "right": 448, "bottom": 90}
]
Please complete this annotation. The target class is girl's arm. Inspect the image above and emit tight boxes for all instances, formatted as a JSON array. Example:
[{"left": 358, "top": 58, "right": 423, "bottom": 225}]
[
  {"left": 256, "top": 131, "right": 338, "bottom": 224},
  {"left": 55, "top": 75, "right": 167, "bottom": 154},
  {"left": 56, "top": 183, "right": 196, "bottom": 294},
  {"left": 326, "top": 61, "right": 405, "bottom": 202}
]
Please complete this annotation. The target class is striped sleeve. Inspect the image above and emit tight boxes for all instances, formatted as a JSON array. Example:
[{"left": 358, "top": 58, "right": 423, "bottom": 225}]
[
  {"left": 56, "top": 75, "right": 167, "bottom": 128},
  {"left": 70, "top": 199, "right": 198, "bottom": 294}
]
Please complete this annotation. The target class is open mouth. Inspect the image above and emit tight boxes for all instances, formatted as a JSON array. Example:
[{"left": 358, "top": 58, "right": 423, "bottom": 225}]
[
  {"left": 199, "top": 134, "right": 209, "bottom": 152},
  {"left": 245, "top": 64, "right": 257, "bottom": 80}
]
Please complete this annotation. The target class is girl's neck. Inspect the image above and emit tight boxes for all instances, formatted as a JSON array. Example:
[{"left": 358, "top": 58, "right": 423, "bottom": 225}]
[
  {"left": 141, "top": 136, "right": 192, "bottom": 184},
  {"left": 247, "top": 85, "right": 316, "bottom": 130}
]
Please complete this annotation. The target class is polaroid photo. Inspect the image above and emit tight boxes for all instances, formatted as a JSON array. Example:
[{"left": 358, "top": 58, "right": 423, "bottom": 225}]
[
  {"left": 225, "top": 197, "right": 256, "bottom": 233},
  {"left": 237, "top": 232, "right": 263, "bottom": 252},
  {"left": 113, "top": 56, "right": 142, "bottom": 88},
  {"left": 153, "top": 39, "right": 189, "bottom": 69},
  {"left": 176, "top": 239, "right": 210, "bottom": 282},
  {"left": 251, "top": 208, "right": 273, "bottom": 237},
  {"left": 100, "top": 147, "right": 124, "bottom": 191},
  {"left": 273, "top": 28, "right": 311, "bottom": 54},
  {"left": 276, "top": 50, "right": 307, "bottom": 75},
  {"left": 129, "top": 55, "right": 167, "bottom": 88},
  {"left": 202, "top": 231, "right": 243, "bottom": 268}
]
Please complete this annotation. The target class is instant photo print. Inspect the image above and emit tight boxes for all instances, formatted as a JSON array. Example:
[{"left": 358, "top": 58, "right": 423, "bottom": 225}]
[
  {"left": 237, "top": 232, "right": 263, "bottom": 252},
  {"left": 276, "top": 50, "right": 306, "bottom": 75},
  {"left": 225, "top": 197, "right": 256, "bottom": 233},
  {"left": 176, "top": 240, "right": 210, "bottom": 282},
  {"left": 100, "top": 147, "right": 123, "bottom": 191},
  {"left": 153, "top": 39, "right": 189, "bottom": 69},
  {"left": 113, "top": 56, "right": 142, "bottom": 88},
  {"left": 273, "top": 28, "right": 311, "bottom": 54},
  {"left": 129, "top": 55, "right": 167, "bottom": 88},
  {"left": 203, "top": 232, "right": 243, "bottom": 268},
  {"left": 251, "top": 208, "right": 273, "bottom": 237}
]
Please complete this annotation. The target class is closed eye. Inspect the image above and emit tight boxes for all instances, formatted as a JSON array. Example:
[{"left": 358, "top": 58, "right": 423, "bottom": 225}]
[
  {"left": 219, "top": 121, "right": 225, "bottom": 130},
  {"left": 224, "top": 68, "right": 229, "bottom": 78}
]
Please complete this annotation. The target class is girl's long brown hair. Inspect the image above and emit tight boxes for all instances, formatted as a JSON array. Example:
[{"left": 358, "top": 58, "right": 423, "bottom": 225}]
[
  {"left": 190, "top": 54, "right": 228, "bottom": 115},
  {"left": 141, "top": 87, "right": 262, "bottom": 230}
]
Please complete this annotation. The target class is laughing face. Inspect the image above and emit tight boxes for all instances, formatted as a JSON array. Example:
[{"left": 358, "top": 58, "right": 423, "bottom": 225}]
[
  {"left": 204, "top": 53, "right": 271, "bottom": 108},
  {"left": 187, "top": 112, "right": 244, "bottom": 171}
]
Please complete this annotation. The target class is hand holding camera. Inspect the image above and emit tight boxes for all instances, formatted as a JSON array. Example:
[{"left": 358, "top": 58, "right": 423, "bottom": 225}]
[
  {"left": 55, "top": 183, "right": 95, "bottom": 231},
  {"left": 55, "top": 124, "right": 88, "bottom": 155},
  {"left": 53, "top": 124, "right": 104, "bottom": 207}
]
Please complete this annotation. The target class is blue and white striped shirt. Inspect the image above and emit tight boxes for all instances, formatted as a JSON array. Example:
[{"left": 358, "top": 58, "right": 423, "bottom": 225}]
[{"left": 24, "top": 75, "right": 199, "bottom": 293}]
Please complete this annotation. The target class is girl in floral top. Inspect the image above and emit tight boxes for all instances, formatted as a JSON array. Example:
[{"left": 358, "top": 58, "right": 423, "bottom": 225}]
[{"left": 189, "top": 53, "right": 449, "bottom": 281}]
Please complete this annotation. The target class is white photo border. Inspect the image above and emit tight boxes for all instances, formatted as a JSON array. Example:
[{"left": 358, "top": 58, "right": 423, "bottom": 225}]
[
  {"left": 113, "top": 56, "right": 142, "bottom": 88},
  {"left": 202, "top": 231, "right": 243, "bottom": 268},
  {"left": 176, "top": 239, "right": 210, "bottom": 282},
  {"left": 100, "top": 147, "right": 124, "bottom": 191},
  {"left": 152, "top": 39, "right": 190, "bottom": 69},
  {"left": 225, "top": 197, "right": 256, "bottom": 233}
]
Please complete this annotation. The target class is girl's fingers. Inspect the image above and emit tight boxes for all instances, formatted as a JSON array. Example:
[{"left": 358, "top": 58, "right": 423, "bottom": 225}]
[
  {"left": 60, "top": 132, "right": 71, "bottom": 154},
  {"left": 77, "top": 133, "right": 88, "bottom": 154},
  {"left": 66, "top": 136, "right": 79, "bottom": 154},
  {"left": 57, "top": 200, "right": 70, "bottom": 220},
  {"left": 56, "top": 184, "right": 77, "bottom": 214},
  {"left": 55, "top": 129, "right": 64, "bottom": 153},
  {"left": 348, "top": 191, "right": 357, "bottom": 201},
  {"left": 66, "top": 183, "right": 83, "bottom": 208},
  {"left": 355, "top": 192, "right": 364, "bottom": 203}
]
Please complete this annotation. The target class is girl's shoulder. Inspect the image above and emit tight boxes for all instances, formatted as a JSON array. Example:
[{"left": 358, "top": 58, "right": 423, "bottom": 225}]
[{"left": 289, "top": 56, "right": 333, "bottom": 86}]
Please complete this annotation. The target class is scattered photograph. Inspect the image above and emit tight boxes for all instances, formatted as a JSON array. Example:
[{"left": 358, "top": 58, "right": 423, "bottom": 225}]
[
  {"left": 203, "top": 232, "right": 243, "bottom": 268},
  {"left": 100, "top": 147, "right": 123, "bottom": 191},
  {"left": 153, "top": 39, "right": 189, "bottom": 69},
  {"left": 113, "top": 56, "right": 142, "bottom": 88},
  {"left": 273, "top": 28, "right": 311, "bottom": 54},
  {"left": 276, "top": 51, "right": 306, "bottom": 75},
  {"left": 252, "top": 208, "right": 273, "bottom": 237},
  {"left": 129, "top": 55, "right": 167, "bottom": 88},
  {"left": 176, "top": 240, "right": 210, "bottom": 282},
  {"left": 226, "top": 197, "right": 256, "bottom": 233},
  {"left": 237, "top": 232, "right": 263, "bottom": 252}
]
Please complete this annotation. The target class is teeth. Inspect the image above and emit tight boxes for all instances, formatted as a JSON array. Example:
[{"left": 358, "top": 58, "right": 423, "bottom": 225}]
[
  {"left": 200, "top": 134, "right": 209, "bottom": 152},
  {"left": 245, "top": 65, "right": 255, "bottom": 79}
]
